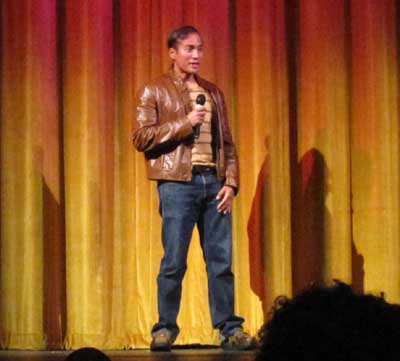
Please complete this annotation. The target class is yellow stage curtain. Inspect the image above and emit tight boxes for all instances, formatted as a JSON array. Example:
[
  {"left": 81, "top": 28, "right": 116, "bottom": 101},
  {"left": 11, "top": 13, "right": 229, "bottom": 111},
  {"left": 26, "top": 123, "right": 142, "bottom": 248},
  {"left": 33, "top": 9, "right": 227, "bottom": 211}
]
[{"left": 0, "top": 0, "right": 399, "bottom": 350}]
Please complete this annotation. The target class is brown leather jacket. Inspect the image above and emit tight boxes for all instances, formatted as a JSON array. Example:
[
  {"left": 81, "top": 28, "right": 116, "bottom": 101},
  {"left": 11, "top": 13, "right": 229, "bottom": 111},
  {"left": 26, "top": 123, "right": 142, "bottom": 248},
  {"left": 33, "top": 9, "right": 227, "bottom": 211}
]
[{"left": 132, "top": 69, "right": 239, "bottom": 191}]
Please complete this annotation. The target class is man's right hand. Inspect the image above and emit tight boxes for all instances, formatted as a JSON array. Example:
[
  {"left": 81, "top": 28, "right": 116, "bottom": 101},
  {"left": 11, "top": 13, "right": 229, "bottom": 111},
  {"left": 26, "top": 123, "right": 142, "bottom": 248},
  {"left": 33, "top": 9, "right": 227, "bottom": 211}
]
[{"left": 187, "top": 107, "right": 206, "bottom": 127}]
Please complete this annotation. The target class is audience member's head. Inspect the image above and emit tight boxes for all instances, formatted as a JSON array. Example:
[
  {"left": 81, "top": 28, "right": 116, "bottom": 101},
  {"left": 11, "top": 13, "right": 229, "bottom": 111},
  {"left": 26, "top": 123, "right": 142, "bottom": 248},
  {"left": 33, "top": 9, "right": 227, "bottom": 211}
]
[
  {"left": 65, "top": 347, "right": 110, "bottom": 361},
  {"left": 256, "top": 281, "right": 400, "bottom": 361}
]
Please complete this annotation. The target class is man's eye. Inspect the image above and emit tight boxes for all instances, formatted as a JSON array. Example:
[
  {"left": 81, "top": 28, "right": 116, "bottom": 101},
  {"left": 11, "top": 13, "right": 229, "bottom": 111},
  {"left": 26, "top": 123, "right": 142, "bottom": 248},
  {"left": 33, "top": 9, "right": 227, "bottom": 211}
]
[{"left": 185, "top": 47, "right": 202, "bottom": 52}]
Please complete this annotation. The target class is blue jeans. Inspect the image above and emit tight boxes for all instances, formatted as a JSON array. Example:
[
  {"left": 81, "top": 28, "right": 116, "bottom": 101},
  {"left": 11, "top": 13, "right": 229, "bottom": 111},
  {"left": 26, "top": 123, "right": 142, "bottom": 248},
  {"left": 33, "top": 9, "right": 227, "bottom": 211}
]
[{"left": 151, "top": 172, "right": 244, "bottom": 339}]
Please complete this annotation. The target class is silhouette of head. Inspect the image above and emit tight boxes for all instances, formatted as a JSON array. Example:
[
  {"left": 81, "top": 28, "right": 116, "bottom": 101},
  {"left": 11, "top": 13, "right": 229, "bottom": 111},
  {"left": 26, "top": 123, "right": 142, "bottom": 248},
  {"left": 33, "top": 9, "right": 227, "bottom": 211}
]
[
  {"left": 256, "top": 281, "right": 400, "bottom": 361},
  {"left": 65, "top": 347, "right": 110, "bottom": 361}
]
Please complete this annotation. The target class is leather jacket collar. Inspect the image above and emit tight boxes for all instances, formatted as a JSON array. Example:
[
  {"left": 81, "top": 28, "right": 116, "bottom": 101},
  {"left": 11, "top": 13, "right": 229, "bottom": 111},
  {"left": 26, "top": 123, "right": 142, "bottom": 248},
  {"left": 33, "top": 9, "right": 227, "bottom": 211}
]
[{"left": 166, "top": 67, "right": 212, "bottom": 94}]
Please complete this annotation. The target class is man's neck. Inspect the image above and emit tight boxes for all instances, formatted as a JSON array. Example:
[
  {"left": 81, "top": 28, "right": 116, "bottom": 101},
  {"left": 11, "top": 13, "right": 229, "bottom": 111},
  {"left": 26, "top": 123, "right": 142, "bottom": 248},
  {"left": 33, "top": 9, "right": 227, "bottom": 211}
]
[
  {"left": 185, "top": 77, "right": 198, "bottom": 88},
  {"left": 172, "top": 65, "right": 197, "bottom": 84}
]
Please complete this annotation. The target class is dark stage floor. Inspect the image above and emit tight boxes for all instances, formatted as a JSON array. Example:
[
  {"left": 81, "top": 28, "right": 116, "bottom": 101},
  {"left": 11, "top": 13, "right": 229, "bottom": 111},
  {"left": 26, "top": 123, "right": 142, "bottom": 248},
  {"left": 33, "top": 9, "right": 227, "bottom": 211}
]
[{"left": 0, "top": 349, "right": 257, "bottom": 361}]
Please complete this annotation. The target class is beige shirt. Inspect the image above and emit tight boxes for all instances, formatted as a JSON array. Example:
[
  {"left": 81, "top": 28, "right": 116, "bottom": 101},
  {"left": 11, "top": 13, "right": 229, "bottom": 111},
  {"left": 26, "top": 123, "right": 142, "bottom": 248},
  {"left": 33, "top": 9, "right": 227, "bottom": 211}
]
[{"left": 187, "top": 83, "right": 215, "bottom": 167}]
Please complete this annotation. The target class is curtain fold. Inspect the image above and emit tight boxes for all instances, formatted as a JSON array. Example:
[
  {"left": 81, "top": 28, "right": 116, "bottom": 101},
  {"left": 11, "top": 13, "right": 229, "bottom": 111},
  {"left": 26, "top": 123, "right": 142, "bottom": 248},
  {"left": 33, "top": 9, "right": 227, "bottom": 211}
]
[
  {"left": 350, "top": 0, "right": 400, "bottom": 300},
  {"left": 236, "top": 0, "right": 292, "bottom": 317},
  {"left": 292, "top": 0, "right": 352, "bottom": 292},
  {"left": 1, "top": 0, "right": 399, "bottom": 350}
]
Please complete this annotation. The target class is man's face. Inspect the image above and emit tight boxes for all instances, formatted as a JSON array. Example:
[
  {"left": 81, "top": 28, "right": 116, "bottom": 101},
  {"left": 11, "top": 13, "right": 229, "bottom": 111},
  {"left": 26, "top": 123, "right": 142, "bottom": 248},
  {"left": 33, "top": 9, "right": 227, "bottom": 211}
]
[{"left": 169, "top": 32, "right": 203, "bottom": 75}]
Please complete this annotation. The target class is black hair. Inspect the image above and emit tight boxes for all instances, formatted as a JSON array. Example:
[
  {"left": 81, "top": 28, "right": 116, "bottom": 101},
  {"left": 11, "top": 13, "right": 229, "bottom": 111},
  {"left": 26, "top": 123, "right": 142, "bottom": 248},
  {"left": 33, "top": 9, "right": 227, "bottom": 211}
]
[
  {"left": 256, "top": 281, "right": 400, "bottom": 361},
  {"left": 65, "top": 347, "right": 110, "bottom": 361},
  {"left": 167, "top": 26, "right": 201, "bottom": 49}
]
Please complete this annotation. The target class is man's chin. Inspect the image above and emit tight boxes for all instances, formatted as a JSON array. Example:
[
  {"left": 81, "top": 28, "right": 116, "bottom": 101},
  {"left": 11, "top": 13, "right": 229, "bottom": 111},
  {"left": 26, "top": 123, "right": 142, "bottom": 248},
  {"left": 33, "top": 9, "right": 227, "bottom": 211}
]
[{"left": 189, "top": 66, "right": 200, "bottom": 73}]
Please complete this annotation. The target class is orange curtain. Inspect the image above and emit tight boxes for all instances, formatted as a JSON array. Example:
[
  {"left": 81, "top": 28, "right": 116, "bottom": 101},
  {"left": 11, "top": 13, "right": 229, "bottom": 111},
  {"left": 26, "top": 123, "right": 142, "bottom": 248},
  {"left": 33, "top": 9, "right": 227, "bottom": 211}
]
[{"left": 0, "top": 0, "right": 399, "bottom": 350}]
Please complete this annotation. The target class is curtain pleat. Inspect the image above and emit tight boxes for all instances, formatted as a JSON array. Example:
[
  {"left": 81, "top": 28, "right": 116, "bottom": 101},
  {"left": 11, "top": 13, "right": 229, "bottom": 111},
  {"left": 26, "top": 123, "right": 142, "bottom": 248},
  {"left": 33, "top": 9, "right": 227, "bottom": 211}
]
[
  {"left": 1, "top": 0, "right": 399, "bottom": 350},
  {"left": 292, "top": 0, "right": 352, "bottom": 292},
  {"left": 350, "top": 0, "right": 400, "bottom": 300}
]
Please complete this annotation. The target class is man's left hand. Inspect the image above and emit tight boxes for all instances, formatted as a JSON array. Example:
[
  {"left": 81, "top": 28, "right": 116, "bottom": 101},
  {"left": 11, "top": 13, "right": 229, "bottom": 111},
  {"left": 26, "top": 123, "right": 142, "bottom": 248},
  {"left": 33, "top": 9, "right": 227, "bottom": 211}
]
[{"left": 216, "top": 186, "right": 235, "bottom": 214}]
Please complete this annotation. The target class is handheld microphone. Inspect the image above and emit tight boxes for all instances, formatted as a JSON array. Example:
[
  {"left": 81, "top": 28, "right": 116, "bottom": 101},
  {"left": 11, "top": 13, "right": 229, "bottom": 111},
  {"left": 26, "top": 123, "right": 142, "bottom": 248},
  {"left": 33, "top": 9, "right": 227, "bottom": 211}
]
[{"left": 194, "top": 94, "right": 206, "bottom": 139}]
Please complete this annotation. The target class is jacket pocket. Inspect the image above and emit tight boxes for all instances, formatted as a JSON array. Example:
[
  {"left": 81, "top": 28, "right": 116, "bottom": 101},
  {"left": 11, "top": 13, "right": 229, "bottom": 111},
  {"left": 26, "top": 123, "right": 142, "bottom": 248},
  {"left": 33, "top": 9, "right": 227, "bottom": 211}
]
[{"left": 162, "top": 151, "right": 176, "bottom": 170}]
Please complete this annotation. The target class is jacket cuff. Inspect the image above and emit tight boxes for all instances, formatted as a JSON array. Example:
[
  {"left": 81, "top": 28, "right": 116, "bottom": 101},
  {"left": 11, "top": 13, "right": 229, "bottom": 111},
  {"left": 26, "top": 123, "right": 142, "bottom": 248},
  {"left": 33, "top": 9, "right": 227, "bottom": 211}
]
[{"left": 179, "top": 117, "right": 196, "bottom": 138}]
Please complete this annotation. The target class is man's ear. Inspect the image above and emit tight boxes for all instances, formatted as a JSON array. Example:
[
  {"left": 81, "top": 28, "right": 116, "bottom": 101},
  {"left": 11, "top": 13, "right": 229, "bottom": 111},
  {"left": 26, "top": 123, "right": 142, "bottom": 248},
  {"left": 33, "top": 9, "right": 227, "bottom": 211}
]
[{"left": 169, "top": 47, "right": 177, "bottom": 60}]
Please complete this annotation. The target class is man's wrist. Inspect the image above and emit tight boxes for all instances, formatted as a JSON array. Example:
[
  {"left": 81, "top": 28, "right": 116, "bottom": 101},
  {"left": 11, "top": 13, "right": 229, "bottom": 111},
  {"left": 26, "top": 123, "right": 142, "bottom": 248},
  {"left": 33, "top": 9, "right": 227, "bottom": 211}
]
[
  {"left": 223, "top": 183, "right": 239, "bottom": 196},
  {"left": 224, "top": 184, "right": 236, "bottom": 193}
]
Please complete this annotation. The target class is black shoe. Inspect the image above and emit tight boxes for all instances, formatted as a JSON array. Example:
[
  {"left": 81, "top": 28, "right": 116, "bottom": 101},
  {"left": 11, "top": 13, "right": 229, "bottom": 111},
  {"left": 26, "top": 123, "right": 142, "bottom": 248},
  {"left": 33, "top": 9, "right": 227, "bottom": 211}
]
[
  {"left": 150, "top": 330, "right": 173, "bottom": 351},
  {"left": 221, "top": 329, "right": 256, "bottom": 351}
]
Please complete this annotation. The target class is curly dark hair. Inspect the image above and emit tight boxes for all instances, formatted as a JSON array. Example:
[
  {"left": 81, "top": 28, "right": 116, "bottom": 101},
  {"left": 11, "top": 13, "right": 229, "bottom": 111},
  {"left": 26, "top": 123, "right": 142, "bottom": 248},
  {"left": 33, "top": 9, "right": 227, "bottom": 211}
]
[{"left": 256, "top": 281, "right": 400, "bottom": 361}]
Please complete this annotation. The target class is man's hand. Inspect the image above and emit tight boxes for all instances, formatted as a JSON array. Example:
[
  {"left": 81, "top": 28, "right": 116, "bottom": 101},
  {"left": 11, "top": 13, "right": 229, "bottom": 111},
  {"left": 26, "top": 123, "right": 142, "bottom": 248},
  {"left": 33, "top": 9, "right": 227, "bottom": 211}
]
[
  {"left": 216, "top": 186, "right": 235, "bottom": 214},
  {"left": 187, "top": 106, "right": 206, "bottom": 128}
]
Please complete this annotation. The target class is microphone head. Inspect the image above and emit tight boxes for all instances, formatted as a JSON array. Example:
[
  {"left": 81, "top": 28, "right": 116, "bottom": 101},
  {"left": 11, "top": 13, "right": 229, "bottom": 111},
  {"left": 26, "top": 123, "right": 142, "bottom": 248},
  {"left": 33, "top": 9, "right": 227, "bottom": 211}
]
[{"left": 196, "top": 94, "right": 206, "bottom": 106}]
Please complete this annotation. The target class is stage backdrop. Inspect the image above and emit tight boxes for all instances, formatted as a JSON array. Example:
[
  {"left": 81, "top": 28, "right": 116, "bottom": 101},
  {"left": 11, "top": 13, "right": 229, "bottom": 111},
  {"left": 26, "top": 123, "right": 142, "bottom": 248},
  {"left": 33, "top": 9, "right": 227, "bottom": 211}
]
[{"left": 1, "top": 0, "right": 399, "bottom": 350}]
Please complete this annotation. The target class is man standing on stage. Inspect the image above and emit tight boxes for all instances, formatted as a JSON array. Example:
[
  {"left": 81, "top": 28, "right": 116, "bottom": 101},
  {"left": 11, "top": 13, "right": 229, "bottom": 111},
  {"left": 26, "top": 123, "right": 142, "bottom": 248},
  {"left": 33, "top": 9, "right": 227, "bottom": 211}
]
[{"left": 132, "top": 26, "right": 254, "bottom": 352}]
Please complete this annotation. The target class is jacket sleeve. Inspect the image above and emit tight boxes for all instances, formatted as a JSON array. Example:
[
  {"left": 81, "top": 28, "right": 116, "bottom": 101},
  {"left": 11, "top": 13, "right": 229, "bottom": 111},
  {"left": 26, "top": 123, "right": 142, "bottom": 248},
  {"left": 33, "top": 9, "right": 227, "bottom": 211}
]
[
  {"left": 132, "top": 84, "right": 194, "bottom": 153},
  {"left": 218, "top": 89, "right": 240, "bottom": 193}
]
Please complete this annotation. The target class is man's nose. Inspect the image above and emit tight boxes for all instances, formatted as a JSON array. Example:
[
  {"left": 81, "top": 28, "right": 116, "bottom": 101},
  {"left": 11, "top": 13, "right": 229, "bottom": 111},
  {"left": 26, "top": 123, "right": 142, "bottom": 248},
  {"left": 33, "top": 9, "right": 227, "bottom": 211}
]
[{"left": 192, "top": 49, "right": 199, "bottom": 58}]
